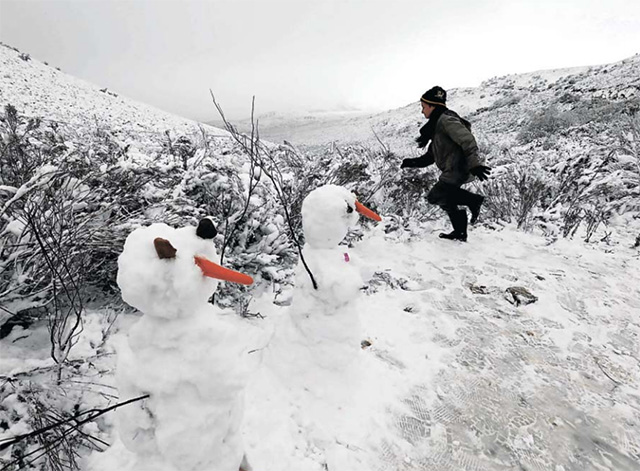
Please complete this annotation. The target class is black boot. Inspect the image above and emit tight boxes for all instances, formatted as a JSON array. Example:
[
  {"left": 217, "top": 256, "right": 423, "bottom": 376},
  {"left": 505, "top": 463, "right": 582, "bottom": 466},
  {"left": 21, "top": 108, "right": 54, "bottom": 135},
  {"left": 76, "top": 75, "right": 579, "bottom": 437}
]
[
  {"left": 469, "top": 194, "right": 485, "bottom": 225},
  {"left": 439, "top": 210, "right": 468, "bottom": 242}
]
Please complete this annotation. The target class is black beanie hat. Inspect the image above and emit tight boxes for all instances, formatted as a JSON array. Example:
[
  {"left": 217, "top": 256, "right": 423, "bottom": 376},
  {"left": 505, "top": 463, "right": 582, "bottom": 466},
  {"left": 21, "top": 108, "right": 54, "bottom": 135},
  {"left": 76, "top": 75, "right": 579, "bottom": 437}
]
[{"left": 421, "top": 86, "right": 447, "bottom": 106}]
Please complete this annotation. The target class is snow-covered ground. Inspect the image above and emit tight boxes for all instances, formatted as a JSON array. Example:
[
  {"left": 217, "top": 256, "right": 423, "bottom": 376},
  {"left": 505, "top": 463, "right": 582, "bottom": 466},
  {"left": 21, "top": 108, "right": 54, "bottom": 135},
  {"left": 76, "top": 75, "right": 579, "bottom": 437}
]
[{"left": 3, "top": 222, "right": 639, "bottom": 470}]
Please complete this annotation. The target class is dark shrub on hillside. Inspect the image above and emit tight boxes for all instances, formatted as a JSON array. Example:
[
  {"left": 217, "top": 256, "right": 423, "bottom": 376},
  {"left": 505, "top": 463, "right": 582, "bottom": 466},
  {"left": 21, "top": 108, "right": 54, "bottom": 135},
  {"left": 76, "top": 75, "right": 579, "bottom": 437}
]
[
  {"left": 0, "top": 105, "right": 162, "bottom": 313},
  {"left": 518, "top": 97, "right": 640, "bottom": 145},
  {"left": 517, "top": 105, "right": 577, "bottom": 144},
  {"left": 488, "top": 93, "right": 522, "bottom": 110}
]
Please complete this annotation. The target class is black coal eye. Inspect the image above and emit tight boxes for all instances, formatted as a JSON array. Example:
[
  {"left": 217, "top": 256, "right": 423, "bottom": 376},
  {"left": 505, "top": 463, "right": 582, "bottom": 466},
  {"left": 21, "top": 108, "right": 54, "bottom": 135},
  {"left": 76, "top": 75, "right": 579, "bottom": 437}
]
[
  {"left": 346, "top": 204, "right": 354, "bottom": 213},
  {"left": 196, "top": 218, "right": 217, "bottom": 239}
]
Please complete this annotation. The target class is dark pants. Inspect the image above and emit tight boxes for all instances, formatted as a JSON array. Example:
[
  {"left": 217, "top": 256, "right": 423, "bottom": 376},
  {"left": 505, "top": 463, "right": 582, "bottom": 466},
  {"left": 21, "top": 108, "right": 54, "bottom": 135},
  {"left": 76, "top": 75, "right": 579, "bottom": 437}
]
[
  {"left": 427, "top": 181, "right": 481, "bottom": 212},
  {"left": 427, "top": 181, "right": 483, "bottom": 235}
]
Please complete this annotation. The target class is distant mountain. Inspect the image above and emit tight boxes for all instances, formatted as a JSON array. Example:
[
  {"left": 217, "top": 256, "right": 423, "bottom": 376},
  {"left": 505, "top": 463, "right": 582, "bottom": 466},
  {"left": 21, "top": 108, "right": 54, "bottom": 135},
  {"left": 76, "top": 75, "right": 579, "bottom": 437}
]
[{"left": 232, "top": 54, "right": 640, "bottom": 153}]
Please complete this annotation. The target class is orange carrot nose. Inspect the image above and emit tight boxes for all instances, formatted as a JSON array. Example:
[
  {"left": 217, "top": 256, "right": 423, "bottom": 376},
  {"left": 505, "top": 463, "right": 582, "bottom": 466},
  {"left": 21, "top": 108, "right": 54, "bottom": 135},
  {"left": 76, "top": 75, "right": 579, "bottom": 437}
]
[
  {"left": 194, "top": 256, "right": 254, "bottom": 285},
  {"left": 355, "top": 201, "right": 382, "bottom": 222}
]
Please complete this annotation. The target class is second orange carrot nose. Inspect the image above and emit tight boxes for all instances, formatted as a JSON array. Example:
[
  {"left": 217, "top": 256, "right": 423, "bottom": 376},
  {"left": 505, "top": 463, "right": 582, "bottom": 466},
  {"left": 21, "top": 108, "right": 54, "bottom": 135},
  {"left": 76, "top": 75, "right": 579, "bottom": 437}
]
[
  {"left": 194, "top": 256, "right": 254, "bottom": 285},
  {"left": 355, "top": 201, "right": 382, "bottom": 222}
]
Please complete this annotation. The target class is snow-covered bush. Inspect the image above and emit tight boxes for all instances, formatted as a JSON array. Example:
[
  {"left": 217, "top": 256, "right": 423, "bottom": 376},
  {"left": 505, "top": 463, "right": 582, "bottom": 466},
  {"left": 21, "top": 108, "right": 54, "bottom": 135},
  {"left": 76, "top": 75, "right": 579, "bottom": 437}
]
[
  {"left": 1, "top": 105, "right": 301, "bottom": 324},
  {"left": 178, "top": 143, "right": 294, "bottom": 310},
  {"left": 466, "top": 90, "right": 640, "bottom": 243},
  {"left": 0, "top": 108, "right": 154, "bottom": 307},
  {"left": 161, "top": 132, "right": 196, "bottom": 170},
  {"left": 0, "top": 104, "right": 49, "bottom": 187},
  {"left": 0, "top": 108, "right": 151, "bottom": 373},
  {"left": 0, "top": 362, "right": 114, "bottom": 471},
  {"left": 476, "top": 140, "right": 636, "bottom": 241},
  {"left": 517, "top": 105, "right": 577, "bottom": 144},
  {"left": 294, "top": 142, "right": 441, "bottom": 226},
  {"left": 612, "top": 111, "right": 640, "bottom": 214},
  {"left": 481, "top": 156, "right": 555, "bottom": 231},
  {"left": 378, "top": 169, "right": 440, "bottom": 223},
  {"left": 488, "top": 93, "right": 522, "bottom": 110}
]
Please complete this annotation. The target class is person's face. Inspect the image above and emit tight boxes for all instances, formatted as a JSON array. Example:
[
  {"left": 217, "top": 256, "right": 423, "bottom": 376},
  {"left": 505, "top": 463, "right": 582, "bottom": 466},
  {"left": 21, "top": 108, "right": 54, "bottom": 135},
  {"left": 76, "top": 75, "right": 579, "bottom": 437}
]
[{"left": 421, "top": 101, "right": 436, "bottom": 119}]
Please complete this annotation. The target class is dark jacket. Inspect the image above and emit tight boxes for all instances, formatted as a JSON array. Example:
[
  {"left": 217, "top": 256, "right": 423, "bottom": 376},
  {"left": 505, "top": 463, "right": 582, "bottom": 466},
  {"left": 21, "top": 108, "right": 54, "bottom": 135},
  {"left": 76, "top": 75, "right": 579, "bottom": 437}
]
[{"left": 403, "top": 110, "right": 481, "bottom": 185}]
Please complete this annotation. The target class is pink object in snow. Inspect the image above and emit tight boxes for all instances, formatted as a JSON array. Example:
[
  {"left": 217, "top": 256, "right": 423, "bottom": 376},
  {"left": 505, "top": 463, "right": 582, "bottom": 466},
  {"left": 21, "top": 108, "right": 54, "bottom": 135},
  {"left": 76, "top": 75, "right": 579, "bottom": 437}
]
[{"left": 344, "top": 253, "right": 350, "bottom": 262}]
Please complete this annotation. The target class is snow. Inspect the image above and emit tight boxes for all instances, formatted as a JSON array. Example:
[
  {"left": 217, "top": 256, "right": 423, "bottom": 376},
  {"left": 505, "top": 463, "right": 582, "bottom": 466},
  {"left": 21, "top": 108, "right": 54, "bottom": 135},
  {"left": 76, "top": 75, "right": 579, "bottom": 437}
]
[
  {"left": 2, "top": 41, "right": 640, "bottom": 471},
  {"left": 89, "top": 191, "right": 640, "bottom": 470},
  {"left": 243, "top": 222, "right": 640, "bottom": 470},
  {"left": 499, "top": 65, "right": 592, "bottom": 89},
  {"left": 276, "top": 188, "right": 368, "bottom": 378},
  {"left": 2, "top": 219, "right": 25, "bottom": 237},
  {"left": 301, "top": 185, "right": 361, "bottom": 248},
  {"left": 116, "top": 223, "right": 221, "bottom": 319},
  {"left": 2, "top": 221, "right": 639, "bottom": 470}
]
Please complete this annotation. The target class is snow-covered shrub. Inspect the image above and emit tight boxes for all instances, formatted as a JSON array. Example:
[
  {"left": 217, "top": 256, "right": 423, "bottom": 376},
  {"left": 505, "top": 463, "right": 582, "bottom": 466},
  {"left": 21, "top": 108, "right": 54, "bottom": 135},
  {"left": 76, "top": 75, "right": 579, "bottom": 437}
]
[
  {"left": 2, "top": 105, "right": 312, "bottom": 320},
  {"left": 474, "top": 98, "right": 640, "bottom": 242},
  {"left": 1, "top": 107, "right": 69, "bottom": 326},
  {"left": 488, "top": 93, "right": 522, "bottom": 110},
  {"left": 269, "top": 142, "right": 341, "bottom": 238},
  {"left": 571, "top": 97, "right": 640, "bottom": 128},
  {"left": 179, "top": 143, "right": 294, "bottom": 310},
  {"left": 3, "top": 115, "right": 110, "bottom": 300},
  {"left": 481, "top": 153, "right": 556, "bottom": 231},
  {"left": 0, "top": 104, "right": 49, "bottom": 187},
  {"left": 161, "top": 131, "right": 196, "bottom": 170},
  {"left": 382, "top": 170, "right": 440, "bottom": 223},
  {"left": 517, "top": 105, "right": 577, "bottom": 144},
  {"left": 558, "top": 92, "right": 581, "bottom": 104},
  {"left": 1, "top": 108, "right": 184, "bottom": 365},
  {"left": 296, "top": 142, "right": 440, "bottom": 226},
  {"left": 0, "top": 365, "right": 113, "bottom": 471},
  {"left": 612, "top": 111, "right": 640, "bottom": 215},
  {"left": 546, "top": 149, "right": 624, "bottom": 240}
]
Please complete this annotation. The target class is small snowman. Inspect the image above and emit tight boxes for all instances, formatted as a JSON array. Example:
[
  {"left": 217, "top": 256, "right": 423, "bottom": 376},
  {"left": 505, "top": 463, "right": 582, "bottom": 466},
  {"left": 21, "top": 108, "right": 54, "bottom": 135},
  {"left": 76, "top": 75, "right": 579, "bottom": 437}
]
[
  {"left": 292, "top": 184, "right": 380, "bottom": 366},
  {"left": 269, "top": 185, "right": 381, "bottom": 454},
  {"left": 114, "top": 218, "right": 257, "bottom": 471}
]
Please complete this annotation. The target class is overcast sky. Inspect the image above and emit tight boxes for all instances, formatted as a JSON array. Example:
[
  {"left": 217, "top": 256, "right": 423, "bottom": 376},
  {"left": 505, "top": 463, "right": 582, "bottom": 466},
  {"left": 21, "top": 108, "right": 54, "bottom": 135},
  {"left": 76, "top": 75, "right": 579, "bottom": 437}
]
[{"left": 1, "top": 0, "right": 639, "bottom": 121}]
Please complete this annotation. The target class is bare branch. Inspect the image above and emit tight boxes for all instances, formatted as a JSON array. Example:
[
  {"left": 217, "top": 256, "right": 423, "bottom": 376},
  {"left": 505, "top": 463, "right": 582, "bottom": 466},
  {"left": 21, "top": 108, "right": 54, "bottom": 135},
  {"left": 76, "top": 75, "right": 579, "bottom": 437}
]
[
  {"left": 0, "top": 394, "right": 150, "bottom": 454},
  {"left": 209, "top": 92, "right": 318, "bottom": 290}
]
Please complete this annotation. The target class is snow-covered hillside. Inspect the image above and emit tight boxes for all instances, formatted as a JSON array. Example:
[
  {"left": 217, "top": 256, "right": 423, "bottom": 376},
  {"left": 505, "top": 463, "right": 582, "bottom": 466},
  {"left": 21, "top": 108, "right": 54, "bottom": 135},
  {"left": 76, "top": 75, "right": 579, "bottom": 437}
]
[
  {"left": 238, "top": 54, "right": 640, "bottom": 153},
  {"left": 238, "top": 53, "right": 640, "bottom": 250},
  {"left": 0, "top": 42, "right": 227, "bottom": 150}
]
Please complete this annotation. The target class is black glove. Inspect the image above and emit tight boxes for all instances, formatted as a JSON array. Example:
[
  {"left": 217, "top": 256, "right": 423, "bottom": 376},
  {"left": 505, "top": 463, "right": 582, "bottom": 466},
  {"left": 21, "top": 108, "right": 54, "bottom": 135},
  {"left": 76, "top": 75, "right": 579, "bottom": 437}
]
[
  {"left": 400, "top": 159, "right": 411, "bottom": 169},
  {"left": 470, "top": 165, "right": 491, "bottom": 181}
]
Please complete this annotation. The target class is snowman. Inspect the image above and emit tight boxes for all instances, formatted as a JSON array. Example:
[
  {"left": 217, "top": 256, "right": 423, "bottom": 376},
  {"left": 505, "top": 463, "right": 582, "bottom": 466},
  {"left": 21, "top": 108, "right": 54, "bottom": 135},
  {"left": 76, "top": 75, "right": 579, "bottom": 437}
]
[
  {"left": 114, "top": 218, "right": 257, "bottom": 471},
  {"left": 291, "top": 184, "right": 380, "bottom": 367},
  {"left": 267, "top": 184, "right": 381, "bottom": 463}
]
